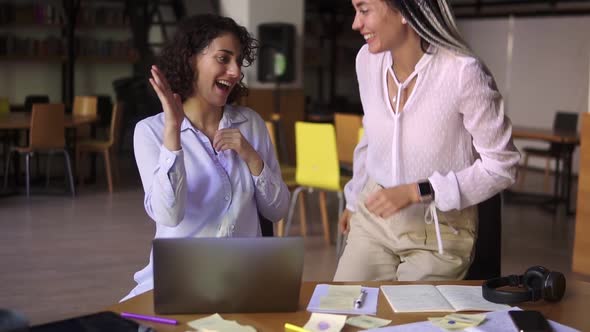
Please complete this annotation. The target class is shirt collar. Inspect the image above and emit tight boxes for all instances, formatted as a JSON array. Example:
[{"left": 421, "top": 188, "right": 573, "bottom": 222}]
[
  {"left": 179, "top": 104, "right": 248, "bottom": 133},
  {"left": 386, "top": 44, "right": 437, "bottom": 73},
  {"left": 415, "top": 44, "right": 437, "bottom": 71}
]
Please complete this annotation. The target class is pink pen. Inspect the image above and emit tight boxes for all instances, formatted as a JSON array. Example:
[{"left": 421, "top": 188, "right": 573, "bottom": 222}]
[{"left": 121, "top": 312, "right": 178, "bottom": 325}]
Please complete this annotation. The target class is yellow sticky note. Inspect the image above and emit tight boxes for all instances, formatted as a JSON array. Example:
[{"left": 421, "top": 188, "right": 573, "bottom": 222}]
[{"left": 285, "top": 323, "right": 311, "bottom": 332}]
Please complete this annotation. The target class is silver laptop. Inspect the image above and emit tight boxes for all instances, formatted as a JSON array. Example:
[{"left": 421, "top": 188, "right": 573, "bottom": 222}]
[{"left": 152, "top": 237, "right": 304, "bottom": 314}]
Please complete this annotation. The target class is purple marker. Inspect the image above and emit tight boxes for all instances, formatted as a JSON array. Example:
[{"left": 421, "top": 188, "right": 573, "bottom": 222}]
[{"left": 121, "top": 312, "right": 178, "bottom": 325}]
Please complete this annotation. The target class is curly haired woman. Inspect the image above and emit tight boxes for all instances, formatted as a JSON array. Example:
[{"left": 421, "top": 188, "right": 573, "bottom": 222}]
[{"left": 122, "top": 14, "right": 290, "bottom": 300}]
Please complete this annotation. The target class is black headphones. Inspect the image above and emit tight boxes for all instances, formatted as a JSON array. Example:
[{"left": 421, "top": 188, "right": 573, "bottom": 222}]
[{"left": 482, "top": 266, "right": 566, "bottom": 304}]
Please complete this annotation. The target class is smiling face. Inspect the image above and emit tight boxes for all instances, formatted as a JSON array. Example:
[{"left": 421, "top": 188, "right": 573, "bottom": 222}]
[
  {"left": 351, "top": 0, "right": 407, "bottom": 54},
  {"left": 193, "top": 32, "right": 242, "bottom": 109}
]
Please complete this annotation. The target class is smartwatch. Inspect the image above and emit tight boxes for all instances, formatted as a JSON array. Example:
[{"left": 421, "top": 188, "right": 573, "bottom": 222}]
[{"left": 417, "top": 180, "right": 434, "bottom": 203}]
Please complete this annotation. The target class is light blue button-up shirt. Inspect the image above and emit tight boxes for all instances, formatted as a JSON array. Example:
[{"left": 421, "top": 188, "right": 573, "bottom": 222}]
[{"left": 124, "top": 104, "right": 290, "bottom": 299}]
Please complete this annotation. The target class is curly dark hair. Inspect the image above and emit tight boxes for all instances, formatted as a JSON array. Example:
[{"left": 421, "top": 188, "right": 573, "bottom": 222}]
[{"left": 157, "top": 14, "right": 258, "bottom": 104}]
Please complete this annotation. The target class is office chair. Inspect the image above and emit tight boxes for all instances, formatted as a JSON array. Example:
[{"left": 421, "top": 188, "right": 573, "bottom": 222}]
[
  {"left": 3, "top": 104, "right": 75, "bottom": 197},
  {"left": 284, "top": 122, "right": 351, "bottom": 253},
  {"left": 23, "top": 95, "right": 49, "bottom": 112},
  {"left": 518, "top": 112, "right": 578, "bottom": 192},
  {"left": 464, "top": 193, "right": 502, "bottom": 280},
  {"left": 259, "top": 214, "right": 274, "bottom": 237}
]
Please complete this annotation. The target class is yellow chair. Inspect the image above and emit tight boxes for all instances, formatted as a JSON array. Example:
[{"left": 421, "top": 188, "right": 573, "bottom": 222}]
[
  {"left": 284, "top": 122, "right": 350, "bottom": 251},
  {"left": 76, "top": 103, "right": 123, "bottom": 193},
  {"left": 358, "top": 127, "right": 364, "bottom": 143},
  {"left": 3, "top": 103, "right": 75, "bottom": 197},
  {"left": 265, "top": 121, "right": 305, "bottom": 237},
  {"left": 0, "top": 97, "right": 9, "bottom": 114}
]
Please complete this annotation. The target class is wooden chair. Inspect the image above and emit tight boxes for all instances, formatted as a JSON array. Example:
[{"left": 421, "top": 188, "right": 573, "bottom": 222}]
[
  {"left": 518, "top": 112, "right": 578, "bottom": 193},
  {"left": 334, "top": 113, "right": 363, "bottom": 172},
  {"left": 75, "top": 102, "right": 123, "bottom": 193},
  {"left": 73, "top": 96, "right": 98, "bottom": 117},
  {"left": 3, "top": 103, "right": 75, "bottom": 197},
  {"left": 284, "top": 122, "right": 351, "bottom": 251},
  {"left": 72, "top": 96, "right": 98, "bottom": 139}
]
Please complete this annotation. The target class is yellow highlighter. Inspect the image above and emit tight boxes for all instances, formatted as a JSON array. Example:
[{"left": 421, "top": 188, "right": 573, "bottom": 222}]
[{"left": 285, "top": 323, "right": 311, "bottom": 332}]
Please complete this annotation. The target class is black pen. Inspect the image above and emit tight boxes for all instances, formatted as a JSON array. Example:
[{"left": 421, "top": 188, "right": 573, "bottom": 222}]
[{"left": 354, "top": 289, "right": 367, "bottom": 309}]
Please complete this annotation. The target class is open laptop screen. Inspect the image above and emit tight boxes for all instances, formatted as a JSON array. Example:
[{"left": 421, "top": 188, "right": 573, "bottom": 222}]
[{"left": 153, "top": 237, "right": 304, "bottom": 314}]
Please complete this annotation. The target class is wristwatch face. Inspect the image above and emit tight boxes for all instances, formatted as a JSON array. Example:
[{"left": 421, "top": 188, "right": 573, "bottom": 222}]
[
  {"left": 418, "top": 181, "right": 432, "bottom": 197},
  {"left": 418, "top": 181, "right": 434, "bottom": 203}
]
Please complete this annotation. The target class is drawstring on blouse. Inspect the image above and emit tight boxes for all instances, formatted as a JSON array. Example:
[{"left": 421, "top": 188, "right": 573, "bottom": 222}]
[
  {"left": 424, "top": 201, "right": 458, "bottom": 254},
  {"left": 387, "top": 64, "right": 457, "bottom": 255}
]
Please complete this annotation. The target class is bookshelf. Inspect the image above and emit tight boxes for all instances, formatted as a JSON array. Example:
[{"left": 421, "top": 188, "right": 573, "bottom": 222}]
[
  {"left": 0, "top": 2, "right": 136, "bottom": 63},
  {"left": 303, "top": 5, "right": 363, "bottom": 111},
  {"left": 0, "top": 1, "right": 137, "bottom": 104}
]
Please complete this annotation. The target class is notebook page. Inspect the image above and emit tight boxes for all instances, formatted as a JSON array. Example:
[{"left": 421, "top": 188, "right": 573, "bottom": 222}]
[
  {"left": 435, "top": 285, "right": 511, "bottom": 312},
  {"left": 307, "top": 284, "right": 379, "bottom": 315},
  {"left": 318, "top": 285, "right": 361, "bottom": 310},
  {"left": 380, "top": 285, "right": 454, "bottom": 312}
]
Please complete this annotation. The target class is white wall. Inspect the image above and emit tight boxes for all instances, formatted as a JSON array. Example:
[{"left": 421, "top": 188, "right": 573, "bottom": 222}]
[
  {"left": 219, "top": 0, "right": 249, "bottom": 28},
  {"left": 458, "top": 16, "right": 590, "bottom": 173},
  {"left": 220, "top": 0, "right": 305, "bottom": 89},
  {"left": 458, "top": 18, "right": 510, "bottom": 101}
]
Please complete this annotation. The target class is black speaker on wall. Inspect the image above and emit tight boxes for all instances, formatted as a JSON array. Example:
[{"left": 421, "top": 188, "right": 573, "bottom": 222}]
[{"left": 257, "top": 23, "right": 295, "bottom": 83}]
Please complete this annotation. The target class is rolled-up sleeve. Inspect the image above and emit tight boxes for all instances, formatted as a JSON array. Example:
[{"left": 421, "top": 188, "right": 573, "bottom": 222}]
[
  {"left": 133, "top": 122, "right": 187, "bottom": 227},
  {"left": 429, "top": 60, "right": 520, "bottom": 211}
]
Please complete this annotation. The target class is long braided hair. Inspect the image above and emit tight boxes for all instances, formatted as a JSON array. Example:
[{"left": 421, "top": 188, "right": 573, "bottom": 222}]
[{"left": 385, "top": 0, "right": 473, "bottom": 56}]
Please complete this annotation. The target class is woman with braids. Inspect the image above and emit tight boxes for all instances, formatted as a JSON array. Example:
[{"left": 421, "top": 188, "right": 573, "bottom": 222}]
[
  {"left": 334, "top": 0, "right": 520, "bottom": 281},
  {"left": 122, "top": 14, "right": 289, "bottom": 300}
]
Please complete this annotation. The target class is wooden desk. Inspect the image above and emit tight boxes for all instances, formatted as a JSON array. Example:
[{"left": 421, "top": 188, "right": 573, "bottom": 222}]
[
  {"left": 511, "top": 126, "right": 580, "bottom": 214},
  {"left": 106, "top": 281, "right": 590, "bottom": 332},
  {"left": 0, "top": 112, "right": 97, "bottom": 130},
  {"left": 512, "top": 126, "right": 580, "bottom": 145}
]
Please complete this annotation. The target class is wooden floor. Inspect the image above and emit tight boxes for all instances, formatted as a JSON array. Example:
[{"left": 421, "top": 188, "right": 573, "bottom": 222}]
[{"left": 0, "top": 158, "right": 578, "bottom": 325}]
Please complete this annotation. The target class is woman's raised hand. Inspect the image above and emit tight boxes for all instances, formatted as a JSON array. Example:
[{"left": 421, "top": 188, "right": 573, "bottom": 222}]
[{"left": 149, "top": 65, "right": 184, "bottom": 150}]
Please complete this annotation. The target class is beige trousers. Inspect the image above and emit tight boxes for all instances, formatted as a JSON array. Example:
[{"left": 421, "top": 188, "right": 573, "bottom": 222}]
[{"left": 333, "top": 178, "right": 477, "bottom": 281}]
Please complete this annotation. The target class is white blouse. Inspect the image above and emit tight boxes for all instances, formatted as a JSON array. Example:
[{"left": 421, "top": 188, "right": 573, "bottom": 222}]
[{"left": 345, "top": 44, "right": 520, "bottom": 216}]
